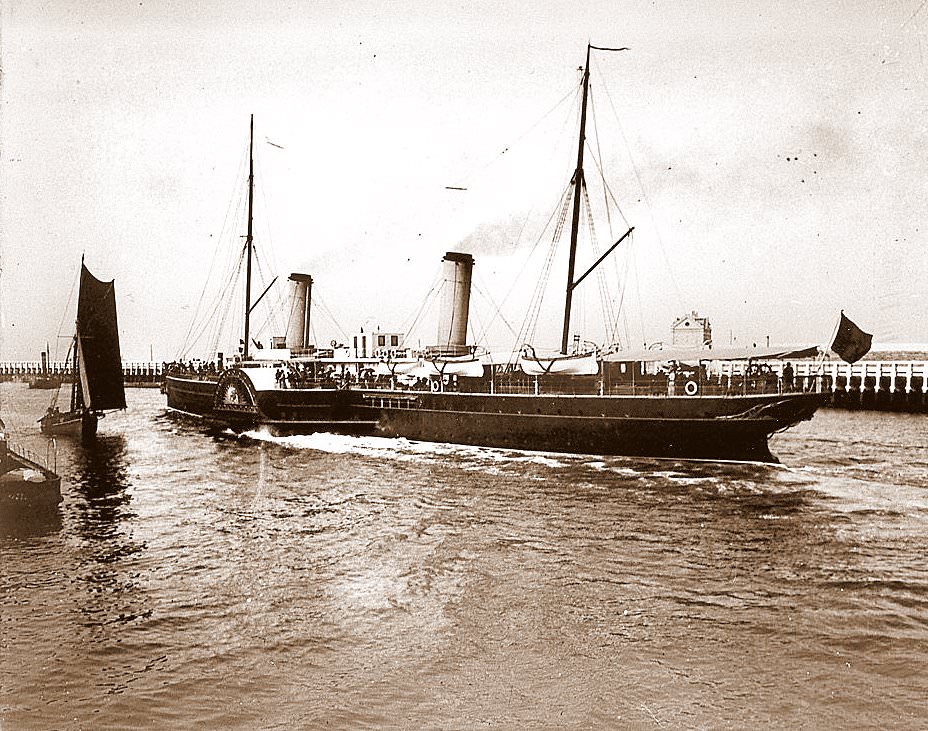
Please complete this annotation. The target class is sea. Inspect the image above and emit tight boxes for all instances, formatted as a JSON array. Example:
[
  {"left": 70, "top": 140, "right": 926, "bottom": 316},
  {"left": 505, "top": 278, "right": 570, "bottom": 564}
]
[{"left": 1, "top": 382, "right": 926, "bottom": 730}]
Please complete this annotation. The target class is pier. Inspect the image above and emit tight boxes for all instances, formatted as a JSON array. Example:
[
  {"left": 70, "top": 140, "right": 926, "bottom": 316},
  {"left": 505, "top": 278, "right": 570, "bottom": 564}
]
[
  {"left": 0, "top": 360, "right": 163, "bottom": 387},
  {"left": 715, "top": 358, "right": 928, "bottom": 412}
]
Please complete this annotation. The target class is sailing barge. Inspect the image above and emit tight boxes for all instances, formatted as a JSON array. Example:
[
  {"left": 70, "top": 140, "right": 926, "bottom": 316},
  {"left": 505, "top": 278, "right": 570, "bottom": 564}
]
[
  {"left": 40, "top": 262, "right": 126, "bottom": 439},
  {"left": 166, "top": 46, "right": 834, "bottom": 462}
]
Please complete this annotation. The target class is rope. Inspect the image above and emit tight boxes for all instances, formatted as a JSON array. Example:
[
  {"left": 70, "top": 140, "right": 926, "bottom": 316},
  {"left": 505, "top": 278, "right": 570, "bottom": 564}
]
[
  {"left": 178, "top": 140, "right": 250, "bottom": 357},
  {"left": 594, "top": 53, "right": 685, "bottom": 317},
  {"left": 514, "top": 183, "right": 573, "bottom": 361},
  {"left": 452, "top": 85, "right": 579, "bottom": 189},
  {"left": 582, "top": 180, "right": 617, "bottom": 343},
  {"left": 310, "top": 287, "right": 350, "bottom": 344}
]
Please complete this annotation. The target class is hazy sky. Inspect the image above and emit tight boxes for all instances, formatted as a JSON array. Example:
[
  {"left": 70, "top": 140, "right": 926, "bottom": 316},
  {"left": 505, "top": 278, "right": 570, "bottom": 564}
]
[{"left": 2, "top": 0, "right": 926, "bottom": 361}]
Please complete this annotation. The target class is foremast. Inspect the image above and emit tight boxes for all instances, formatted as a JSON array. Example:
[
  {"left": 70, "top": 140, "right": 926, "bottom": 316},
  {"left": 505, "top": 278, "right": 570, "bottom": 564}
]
[{"left": 243, "top": 114, "right": 255, "bottom": 361}]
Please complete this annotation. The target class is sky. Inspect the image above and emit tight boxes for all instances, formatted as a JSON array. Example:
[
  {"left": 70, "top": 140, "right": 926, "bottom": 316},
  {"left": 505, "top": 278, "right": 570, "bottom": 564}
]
[{"left": 1, "top": 0, "right": 927, "bottom": 362}]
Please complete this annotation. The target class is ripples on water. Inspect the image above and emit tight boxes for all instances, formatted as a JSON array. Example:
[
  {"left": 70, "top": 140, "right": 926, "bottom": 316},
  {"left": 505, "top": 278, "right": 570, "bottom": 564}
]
[{"left": 1, "top": 385, "right": 927, "bottom": 729}]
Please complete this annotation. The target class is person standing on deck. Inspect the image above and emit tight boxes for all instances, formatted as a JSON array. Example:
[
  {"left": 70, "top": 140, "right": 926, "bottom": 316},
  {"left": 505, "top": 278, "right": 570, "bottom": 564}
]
[{"left": 782, "top": 362, "right": 794, "bottom": 392}]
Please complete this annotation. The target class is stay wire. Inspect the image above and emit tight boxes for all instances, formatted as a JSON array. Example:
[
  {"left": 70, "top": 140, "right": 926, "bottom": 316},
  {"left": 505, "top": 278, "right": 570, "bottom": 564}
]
[{"left": 593, "top": 53, "right": 685, "bottom": 316}]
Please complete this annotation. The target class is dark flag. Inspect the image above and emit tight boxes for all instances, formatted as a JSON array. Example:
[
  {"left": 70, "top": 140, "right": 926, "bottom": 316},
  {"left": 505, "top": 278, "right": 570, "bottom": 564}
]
[{"left": 831, "top": 311, "right": 872, "bottom": 364}]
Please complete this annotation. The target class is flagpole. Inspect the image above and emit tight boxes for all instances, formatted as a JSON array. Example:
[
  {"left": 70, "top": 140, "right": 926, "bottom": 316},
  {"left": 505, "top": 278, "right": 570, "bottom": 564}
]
[
  {"left": 815, "top": 311, "right": 844, "bottom": 376},
  {"left": 820, "top": 311, "right": 844, "bottom": 366}
]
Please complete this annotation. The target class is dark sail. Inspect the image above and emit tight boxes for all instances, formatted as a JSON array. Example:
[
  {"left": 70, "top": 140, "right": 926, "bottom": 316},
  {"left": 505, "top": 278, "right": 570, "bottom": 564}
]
[{"left": 77, "top": 263, "right": 126, "bottom": 411}]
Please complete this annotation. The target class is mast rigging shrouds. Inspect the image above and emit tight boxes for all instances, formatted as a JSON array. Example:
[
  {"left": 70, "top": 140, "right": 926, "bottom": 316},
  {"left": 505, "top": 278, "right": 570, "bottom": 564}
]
[{"left": 560, "top": 43, "right": 629, "bottom": 354}]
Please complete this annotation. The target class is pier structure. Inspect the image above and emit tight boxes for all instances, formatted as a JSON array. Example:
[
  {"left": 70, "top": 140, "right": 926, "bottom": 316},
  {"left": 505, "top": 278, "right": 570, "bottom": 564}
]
[
  {"left": 0, "top": 360, "right": 163, "bottom": 386},
  {"left": 713, "top": 358, "right": 928, "bottom": 412}
]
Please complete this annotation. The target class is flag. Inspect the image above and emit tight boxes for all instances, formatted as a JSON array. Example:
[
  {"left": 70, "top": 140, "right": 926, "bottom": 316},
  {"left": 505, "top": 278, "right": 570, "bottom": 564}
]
[{"left": 831, "top": 311, "right": 872, "bottom": 364}]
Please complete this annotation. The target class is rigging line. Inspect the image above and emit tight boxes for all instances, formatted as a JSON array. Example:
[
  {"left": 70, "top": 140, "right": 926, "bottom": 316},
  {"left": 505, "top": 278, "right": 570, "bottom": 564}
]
[
  {"left": 408, "top": 281, "right": 444, "bottom": 344},
  {"left": 586, "top": 89, "right": 634, "bottom": 314},
  {"left": 183, "top": 269, "right": 235, "bottom": 357},
  {"left": 492, "top": 178, "right": 575, "bottom": 345},
  {"left": 53, "top": 268, "right": 80, "bottom": 359},
  {"left": 253, "top": 153, "right": 283, "bottom": 281},
  {"left": 610, "top": 236, "right": 632, "bottom": 347},
  {"left": 472, "top": 274, "right": 520, "bottom": 342},
  {"left": 399, "top": 269, "right": 442, "bottom": 336},
  {"left": 311, "top": 288, "right": 350, "bottom": 341},
  {"left": 632, "top": 242, "right": 646, "bottom": 347},
  {"left": 606, "top": 230, "right": 634, "bottom": 347},
  {"left": 595, "top": 54, "right": 686, "bottom": 313},
  {"left": 193, "top": 242, "right": 247, "bottom": 339},
  {"left": 179, "top": 141, "right": 250, "bottom": 356},
  {"left": 581, "top": 179, "right": 616, "bottom": 341},
  {"left": 250, "top": 284, "right": 284, "bottom": 343},
  {"left": 586, "top": 147, "right": 630, "bottom": 228},
  {"left": 589, "top": 149, "right": 631, "bottom": 326},
  {"left": 454, "top": 84, "right": 579, "bottom": 188},
  {"left": 902, "top": 0, "right": 928, "bottom": 28},
  {"left": 487, "top": 90, "right": 583, "bottom": 323},
  {"left": 182, "top": 244, "right": 246, "bottom": 359},
  {"left": 520, "top": 217, "right": 560, "bottom": 347},
  {"left": 585, "top": 69, "right": 632, "bottom": 309},
  {"left": 250, "top": 246, "right": 284, "bottom": 336},
  {"left": 587, "top": 87, "right": 615, "bottom": 241},
  {"left": 207, "top": 271, "right": 239, "bottom": 357},
  {"left": 519, "top": 186, "right": 571, "bottom": 354},
  {"left": 481, "top": 82, "right": 584, "bottom": 339},
  {"left": 583, "top": 83, "right": 629, "bottom": 338},
  {"left": 253, "top": 257, "right": 289, "bottom": 342}
]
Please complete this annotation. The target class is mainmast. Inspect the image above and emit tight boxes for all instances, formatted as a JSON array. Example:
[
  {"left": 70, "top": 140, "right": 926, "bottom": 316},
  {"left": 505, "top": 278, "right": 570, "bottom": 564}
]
[
  {"left": 560, "top": 44, "right": 630, "bottom": 355},
  {"left": 561, "top": 45, "right": 592, "bottom": 355},
  {"left": 243, "top": 114, "right": 255, "bottom": 361}
]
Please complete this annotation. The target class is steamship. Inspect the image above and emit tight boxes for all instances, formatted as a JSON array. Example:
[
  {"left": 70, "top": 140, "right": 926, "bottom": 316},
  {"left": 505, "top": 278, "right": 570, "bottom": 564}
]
[
  {"left": 167, "top": 48, "right": 830, "bottom": 462},
  {"left": 164, "top": 117, "right": 378, "bottom": 435}
]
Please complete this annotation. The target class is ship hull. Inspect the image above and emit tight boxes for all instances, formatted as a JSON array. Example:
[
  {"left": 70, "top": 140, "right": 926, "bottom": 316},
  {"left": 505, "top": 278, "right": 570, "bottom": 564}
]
[
  {"left": 165, "top": 372, "right": 378, "bottom": 435},
  {"left": 164, "top": 375, "right": 218, "bottom": 416},
  {"left": 167, "top": 373, "right": 823, "bottom": 462},
  {"left": 1, "top": 446, "right": 62, "bottom": 510},
  {"left": 251, "top": 388, "right": 378, "bottom": 435},
  {"left": 358, "top": 391, "right": 824, "bottom": 462}
]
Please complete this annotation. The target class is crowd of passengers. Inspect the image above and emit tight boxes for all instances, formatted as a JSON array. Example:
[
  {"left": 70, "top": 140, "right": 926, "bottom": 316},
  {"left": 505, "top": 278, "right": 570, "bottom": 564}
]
[
  {"left": 165, "top": 358, "right": 805, "bottom": 394},
  {"left": 659, "top": 360, "right": 800, "bottom": 393}
]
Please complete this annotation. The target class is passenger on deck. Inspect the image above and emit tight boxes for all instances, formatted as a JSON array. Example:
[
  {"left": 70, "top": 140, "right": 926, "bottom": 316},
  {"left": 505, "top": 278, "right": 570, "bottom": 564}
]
[{"left": 782, "top": 362, "right": 794, "bottom": 392}]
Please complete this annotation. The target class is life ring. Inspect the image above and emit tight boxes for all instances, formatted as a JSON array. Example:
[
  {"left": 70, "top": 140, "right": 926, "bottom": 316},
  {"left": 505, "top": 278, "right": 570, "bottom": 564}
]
[
  {"left": 430, "top": 379, "right": 441, "bottom": 393},
  {"left": 330, "top": 339, "right": 338, "bottom": 348},
  {"left": 684, "top": 380, "right": 699, "bottom": 396}
]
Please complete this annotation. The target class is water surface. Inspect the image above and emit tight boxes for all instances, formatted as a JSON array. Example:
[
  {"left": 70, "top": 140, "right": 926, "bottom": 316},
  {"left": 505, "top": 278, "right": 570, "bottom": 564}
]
[{"left": 1, "top": 385, "right": 926, "bottom": 729}]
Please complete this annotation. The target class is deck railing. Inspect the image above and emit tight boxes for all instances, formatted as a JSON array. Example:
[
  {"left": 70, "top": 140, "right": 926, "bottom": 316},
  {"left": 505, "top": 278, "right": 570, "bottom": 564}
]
[{"left": 3, "top": 438, "right": 57, "bottom": 473}]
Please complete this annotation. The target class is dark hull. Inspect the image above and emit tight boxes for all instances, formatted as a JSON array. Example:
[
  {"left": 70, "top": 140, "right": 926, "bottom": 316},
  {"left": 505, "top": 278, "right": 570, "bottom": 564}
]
[
  {"left": 1, "top": 449, "right": 62, "bottom": 509},
  {"left": 166, "top": 373, "right": 823, "bottom": 462},
  {"left": 165, "top": 373, "right": 378, "bottom": 435},
  {"left": 357, "top": 391, "right": 825, "bottom": 462},
  {"left": 164, "top": 375, "right": 218, "bottom": 416},
  {"left": 252, "top": 388, "right": 378, "bottom": 435},
  {"left": 29, "top": 376, "right": 63, "bottom": 390},
  {"left": 0, "top": 475, "right": 62, "bottom": 509}
]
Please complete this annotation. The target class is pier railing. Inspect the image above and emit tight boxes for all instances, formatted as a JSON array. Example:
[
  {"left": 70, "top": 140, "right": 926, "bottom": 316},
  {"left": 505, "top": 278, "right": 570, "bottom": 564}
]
[{"left": 0, "top": 360, "right": 164, "bottom": 384}]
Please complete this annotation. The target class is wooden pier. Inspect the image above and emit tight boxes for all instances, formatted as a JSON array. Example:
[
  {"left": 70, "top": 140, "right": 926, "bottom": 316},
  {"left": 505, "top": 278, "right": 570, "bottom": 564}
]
[
  {"left": 0, "top": 360, "right": 163, "bottom": 387},
  {"left": 714, "top": 358, "right": 928, "bottom": 412}
]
